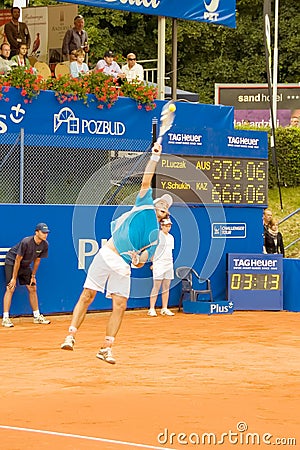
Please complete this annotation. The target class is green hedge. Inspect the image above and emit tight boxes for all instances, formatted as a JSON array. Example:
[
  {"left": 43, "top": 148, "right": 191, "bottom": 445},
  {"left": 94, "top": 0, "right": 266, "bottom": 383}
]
[
  {"left": 268, "top": 127, "right": 300, "bottom": 188},
  {"left": 236, "top": 126, "right": 300, "bottom": 188}
]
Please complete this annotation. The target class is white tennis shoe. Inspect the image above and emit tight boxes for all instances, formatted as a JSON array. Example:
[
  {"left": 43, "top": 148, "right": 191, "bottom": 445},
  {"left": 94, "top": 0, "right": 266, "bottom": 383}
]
[
  {"left": 96, "top": 347, "right": 116, "bottom": 364},
  {"left": 160, "top": 308, "right": 175, "bottom": 316},
  {"left": 61, "top": 335, "right": 75, "bottom": 350},
  {"left": 33, "top": 314, "right": 51, "bottom": 324},
  {"left": 2, "top": 317, "right": 14, "bottom": 328}
]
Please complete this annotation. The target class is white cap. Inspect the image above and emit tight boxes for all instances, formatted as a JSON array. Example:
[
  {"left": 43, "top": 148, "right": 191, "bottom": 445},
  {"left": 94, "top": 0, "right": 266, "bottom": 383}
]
[
  {"left": 153, "top": 194, "right": 173, "bottom": 210},
  {"left": 161, "top": 217, "right": 172, "bottom": 225}
]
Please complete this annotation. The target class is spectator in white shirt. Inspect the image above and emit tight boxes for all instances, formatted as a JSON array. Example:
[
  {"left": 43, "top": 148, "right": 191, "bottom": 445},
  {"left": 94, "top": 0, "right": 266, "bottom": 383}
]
[
  {"left": 95, "top": 50, "right": 125, "bottom": 81},
  {"left": 122, "top": 53, "right": 144, "bottom": 83},
  {"left": 0, "top": 42, "right": 17, "bottom": 75}
]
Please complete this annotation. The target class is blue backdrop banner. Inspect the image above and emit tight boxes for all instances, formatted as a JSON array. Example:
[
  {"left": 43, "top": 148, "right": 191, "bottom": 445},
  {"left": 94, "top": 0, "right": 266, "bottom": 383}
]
[
  {"left": 56, "top": 0, "right": 236, "bottom": 28},
  {"left": 0, "top": 88, "right": 270, "bottom": 159},
  {"left": 0, "top": 204, "right": 265, "bottom": 315}
]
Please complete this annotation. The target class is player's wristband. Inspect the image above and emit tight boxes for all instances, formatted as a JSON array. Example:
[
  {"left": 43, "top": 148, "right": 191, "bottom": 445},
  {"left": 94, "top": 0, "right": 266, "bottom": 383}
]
[{"left": 151, "top": 154, "right": 160, "bottom": 162}]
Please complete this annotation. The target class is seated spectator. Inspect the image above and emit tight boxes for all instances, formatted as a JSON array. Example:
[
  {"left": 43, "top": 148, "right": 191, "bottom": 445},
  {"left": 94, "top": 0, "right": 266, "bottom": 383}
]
[
  {"left": 11, "top": 43, "right": 31, "bottom": 69},
  {"left": 95, "top": 50, "right": 125, "bottom": 81},
  {"left": 70, "top": 49, "right": 89, "bottom": 78},
  {"left": 122, "top": 53, "right": 144, "bottom": 82},
  {"left": 69, "top": 50, "right": 78, "bottom": 64},
  {"left": 0, "top": 42, "right": 17, "bottom": 75},
  {"left": 264, "top": 218, "right": 285, "bottom": 257}
]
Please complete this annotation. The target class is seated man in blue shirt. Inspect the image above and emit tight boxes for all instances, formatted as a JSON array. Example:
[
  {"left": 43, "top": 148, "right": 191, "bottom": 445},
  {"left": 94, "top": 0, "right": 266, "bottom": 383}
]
[{"left": 61, "top": 142, "right": 172, "bottom": 364}]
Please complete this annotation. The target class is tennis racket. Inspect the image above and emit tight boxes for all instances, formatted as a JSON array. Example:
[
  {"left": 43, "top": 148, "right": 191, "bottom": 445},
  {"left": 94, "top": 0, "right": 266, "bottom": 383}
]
[
  {"left": 153, "top": 100, "right": 176, "bottom": 149},
  {"left": 106, "top": 101, "right": 176, "bottom": 204}
]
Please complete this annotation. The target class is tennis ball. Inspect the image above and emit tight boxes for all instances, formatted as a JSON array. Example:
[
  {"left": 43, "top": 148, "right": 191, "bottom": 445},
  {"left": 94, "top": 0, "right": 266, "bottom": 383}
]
[{"left": 169, "top": 104, "right": 176, "bottom": 112}]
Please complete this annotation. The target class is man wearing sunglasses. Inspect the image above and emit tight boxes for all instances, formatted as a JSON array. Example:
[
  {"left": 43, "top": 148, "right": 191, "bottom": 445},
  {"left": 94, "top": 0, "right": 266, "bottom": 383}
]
[{"left": 122, "top": 52, "right": 144, "bottom": 83}]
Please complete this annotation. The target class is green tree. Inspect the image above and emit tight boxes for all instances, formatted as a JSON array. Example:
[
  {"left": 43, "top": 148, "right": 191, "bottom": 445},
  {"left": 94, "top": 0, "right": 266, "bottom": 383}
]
[{"left": 4, "top": 0, "right": 299, "bottom": 102}]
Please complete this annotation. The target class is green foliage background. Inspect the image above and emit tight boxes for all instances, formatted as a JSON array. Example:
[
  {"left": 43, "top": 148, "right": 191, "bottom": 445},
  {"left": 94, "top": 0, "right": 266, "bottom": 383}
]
[
  {"left": 2, "top": 0, "right": 299, "bottom": 102},
  {"left": 268, "top": 128, "right": 300, "bottom": 188}
]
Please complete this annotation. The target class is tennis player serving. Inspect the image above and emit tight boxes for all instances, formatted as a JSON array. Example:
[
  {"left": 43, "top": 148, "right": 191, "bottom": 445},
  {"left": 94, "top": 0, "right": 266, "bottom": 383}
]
[{"left": 61, "top": 141, "right": 173, "bottom": 364}]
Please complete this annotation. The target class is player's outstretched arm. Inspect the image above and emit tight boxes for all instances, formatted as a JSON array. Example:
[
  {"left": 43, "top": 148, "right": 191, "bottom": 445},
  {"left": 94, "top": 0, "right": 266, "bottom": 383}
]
[{"left": 139, "top": 142, "right": 162, "bottom": 198}]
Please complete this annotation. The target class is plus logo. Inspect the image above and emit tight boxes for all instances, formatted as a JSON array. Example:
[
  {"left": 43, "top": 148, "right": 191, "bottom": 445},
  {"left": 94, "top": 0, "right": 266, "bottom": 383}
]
[{"left": 204, "top": 0, "right": 220, "bottom": 21}]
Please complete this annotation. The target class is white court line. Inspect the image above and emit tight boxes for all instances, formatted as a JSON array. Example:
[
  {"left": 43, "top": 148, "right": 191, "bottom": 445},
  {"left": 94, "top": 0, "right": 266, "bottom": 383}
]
[{"left": 0, "top": 425, "right": 173, "bottom": 450}]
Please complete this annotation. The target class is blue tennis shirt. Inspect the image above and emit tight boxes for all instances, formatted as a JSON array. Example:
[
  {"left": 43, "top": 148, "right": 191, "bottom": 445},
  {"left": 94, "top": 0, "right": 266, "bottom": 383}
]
[{"left": 111, "top": 188, "right": 159, "bottom": 264}]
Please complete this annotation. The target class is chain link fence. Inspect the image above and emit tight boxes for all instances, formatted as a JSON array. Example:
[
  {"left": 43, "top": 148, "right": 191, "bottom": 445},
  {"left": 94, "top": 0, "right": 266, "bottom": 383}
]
[{"left": 0, "top": 130, "right": 149, "bottom": 205}]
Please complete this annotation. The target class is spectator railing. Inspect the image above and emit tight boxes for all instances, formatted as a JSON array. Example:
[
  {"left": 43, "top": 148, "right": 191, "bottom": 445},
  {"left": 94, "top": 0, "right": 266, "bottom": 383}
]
[{"left": 137, "top": 59, "right": 158, "bottom": 83}]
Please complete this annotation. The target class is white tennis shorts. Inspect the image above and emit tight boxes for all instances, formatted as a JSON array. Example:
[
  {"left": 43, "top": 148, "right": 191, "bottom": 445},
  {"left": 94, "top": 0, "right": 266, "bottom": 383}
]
[
  {"left": 152, "top": 263, "right": 174, "bottom": 280},
  {"left": 84, "top": 246, "right": 131, "bottom": 298}
]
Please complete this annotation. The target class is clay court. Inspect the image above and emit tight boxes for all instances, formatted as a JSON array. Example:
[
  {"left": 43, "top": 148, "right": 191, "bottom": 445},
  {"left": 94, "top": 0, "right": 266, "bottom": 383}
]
[{"left": 0, "top": 310, "right": 299, "bottom": 449}]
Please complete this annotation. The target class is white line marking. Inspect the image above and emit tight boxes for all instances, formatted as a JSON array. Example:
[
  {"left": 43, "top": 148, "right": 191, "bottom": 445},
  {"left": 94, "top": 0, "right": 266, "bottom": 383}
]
[
  {"left": 0, "top": 425, "right": 172, "bottom": 449},
  {"left": 0, "top": 248, "right": 9, "bottom": 266}
]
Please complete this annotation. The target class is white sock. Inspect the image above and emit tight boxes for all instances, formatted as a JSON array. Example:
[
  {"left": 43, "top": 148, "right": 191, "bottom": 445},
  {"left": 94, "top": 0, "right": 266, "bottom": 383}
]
[
  {"left": 69, "top": 326, "right": 77, "bottom": 334},
  {"left": 3, "top": 312, "right": 9, "bottom": 319},
  {"left": 33, "top": 310, "right": 40, "bottom": 318}
]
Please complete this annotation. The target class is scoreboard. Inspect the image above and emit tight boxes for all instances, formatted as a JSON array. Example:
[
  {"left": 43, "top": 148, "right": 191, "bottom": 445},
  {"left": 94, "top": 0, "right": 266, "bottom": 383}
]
[
  {"left": 227, "top": 254, "right": 283, "bottom": 310},
  {"left": 156, "top": 154, "right": 268, "bottom": 206}
]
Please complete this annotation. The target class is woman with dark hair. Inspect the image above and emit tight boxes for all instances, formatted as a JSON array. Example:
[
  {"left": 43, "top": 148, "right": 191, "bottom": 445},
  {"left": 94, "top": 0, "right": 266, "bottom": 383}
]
[
  {"left": 264, "top": 218, "right": 285, "bottom": 257},
  {"left": 11, "top": 43, "right": 31, "bottom": 69}
]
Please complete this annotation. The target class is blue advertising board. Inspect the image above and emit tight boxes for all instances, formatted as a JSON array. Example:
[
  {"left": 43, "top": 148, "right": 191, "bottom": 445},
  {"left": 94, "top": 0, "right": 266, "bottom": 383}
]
[
  {"left": 56, "top": 0, "right": 236, "bottom": 28},
  {"left": 0, "top": 89, "right": 269, "bottom": 160},
  {"left": 0, "top": 205, "right": 265, "bottom": 316}
]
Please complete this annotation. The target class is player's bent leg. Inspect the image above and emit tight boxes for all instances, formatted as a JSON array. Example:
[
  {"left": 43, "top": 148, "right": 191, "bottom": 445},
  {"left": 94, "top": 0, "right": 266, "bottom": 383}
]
[
  {"left": 71, "top": 288, "right": 97, "bottom": 329},
  {"left": 96, "top": 294, "right": 127, "bottom": 364},
  {"left": 61, "top": 288, "right": 97, "bottom": 351},
  {"left": 106, "top": 294, "right": 127, "bottom": 337}
]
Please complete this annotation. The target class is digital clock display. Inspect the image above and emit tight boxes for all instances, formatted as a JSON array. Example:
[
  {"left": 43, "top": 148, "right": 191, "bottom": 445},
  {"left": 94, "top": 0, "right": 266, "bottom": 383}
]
[
  {"left": 227, "top": 254, "right": 283, "bottom": 310},
  {"left": 230, "top": 273, "right": 281, "bottom": 290},
  {"left": 156, "top": 154, "right": 268, "bottom": 205}
]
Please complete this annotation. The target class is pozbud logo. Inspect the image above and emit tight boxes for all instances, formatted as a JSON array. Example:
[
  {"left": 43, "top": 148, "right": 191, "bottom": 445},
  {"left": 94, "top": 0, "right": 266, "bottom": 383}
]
[{"left": 204, "top": 0, "right": 220, "bottom": 20}]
